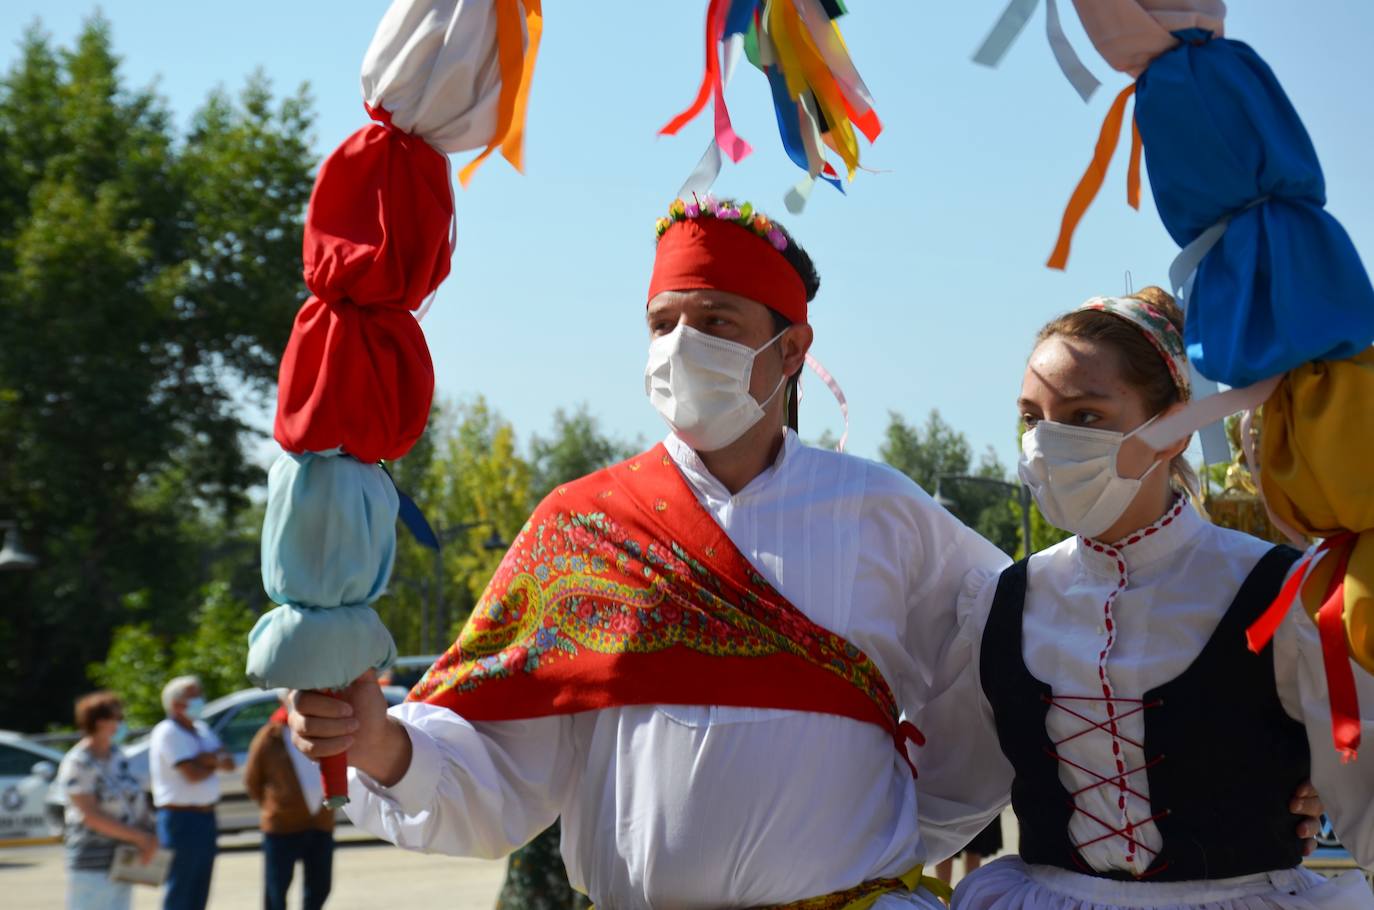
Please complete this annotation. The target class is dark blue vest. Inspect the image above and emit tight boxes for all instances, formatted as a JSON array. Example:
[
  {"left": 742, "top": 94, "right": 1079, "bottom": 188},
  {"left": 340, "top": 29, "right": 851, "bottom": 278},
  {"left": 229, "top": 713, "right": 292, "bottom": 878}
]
[{"left": 980, "top": 545, "right": 1309, "bottom": 881}]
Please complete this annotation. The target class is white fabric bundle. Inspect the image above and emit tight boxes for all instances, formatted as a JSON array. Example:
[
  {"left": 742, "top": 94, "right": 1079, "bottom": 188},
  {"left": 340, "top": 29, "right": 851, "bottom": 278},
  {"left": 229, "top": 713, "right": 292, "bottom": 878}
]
[
  {"left": 1070, "top": 0, "right": 1226, "bottom": 75},
  {"left": 362, "top": 0, "right": 518, "bottom": 152}
]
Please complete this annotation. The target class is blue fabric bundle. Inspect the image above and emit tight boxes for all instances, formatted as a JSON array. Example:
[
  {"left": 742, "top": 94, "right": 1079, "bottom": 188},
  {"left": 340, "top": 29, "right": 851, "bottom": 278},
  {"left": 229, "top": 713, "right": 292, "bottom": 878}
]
[
  {"left": 1135, "top": 32, "right": 1374, "bottom": 387},
  {"left": 248, "top": 451, "right": 398, "bottom": 689}
]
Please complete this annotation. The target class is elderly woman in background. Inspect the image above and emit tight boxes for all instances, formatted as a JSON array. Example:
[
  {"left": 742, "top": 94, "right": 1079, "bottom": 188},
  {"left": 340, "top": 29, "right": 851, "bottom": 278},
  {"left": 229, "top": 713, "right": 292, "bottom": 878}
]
[{"left": 59, "top": 690, "right": 157, "bottom": 910}]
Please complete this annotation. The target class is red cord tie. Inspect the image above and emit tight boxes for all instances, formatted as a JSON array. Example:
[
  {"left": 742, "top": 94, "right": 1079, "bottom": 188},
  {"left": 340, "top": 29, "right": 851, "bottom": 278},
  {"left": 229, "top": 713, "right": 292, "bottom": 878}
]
[
  {"left": 1045, "top": 693, "right": 1166, "bottom": 875},
  {"left": 895, "top": 719, "right": 925, "bottom": 779}
]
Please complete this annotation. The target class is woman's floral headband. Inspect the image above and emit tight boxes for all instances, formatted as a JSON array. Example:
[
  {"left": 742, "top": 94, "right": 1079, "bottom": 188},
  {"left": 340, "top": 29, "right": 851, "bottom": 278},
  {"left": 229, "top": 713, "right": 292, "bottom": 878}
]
[{"left": 654, "top": 195, "right": 789, "bottom": 252}]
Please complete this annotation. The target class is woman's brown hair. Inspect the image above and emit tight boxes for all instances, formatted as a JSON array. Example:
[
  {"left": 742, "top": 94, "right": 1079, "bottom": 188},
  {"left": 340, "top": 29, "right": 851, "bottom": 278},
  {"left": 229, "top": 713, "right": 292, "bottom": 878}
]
[
  {"left": 75, "top": 690, "right": 123, "bottom": 735},
  {"left": 1035, "top": 286, "right": 1201, "bottom": 500}
]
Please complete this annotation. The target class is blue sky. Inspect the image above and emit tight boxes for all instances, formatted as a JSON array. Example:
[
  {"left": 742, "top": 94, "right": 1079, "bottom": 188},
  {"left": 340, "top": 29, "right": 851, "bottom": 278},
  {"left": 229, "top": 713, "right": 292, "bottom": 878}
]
[{"left": 6, "top": 2, "right": 1374, "bottom": 473}]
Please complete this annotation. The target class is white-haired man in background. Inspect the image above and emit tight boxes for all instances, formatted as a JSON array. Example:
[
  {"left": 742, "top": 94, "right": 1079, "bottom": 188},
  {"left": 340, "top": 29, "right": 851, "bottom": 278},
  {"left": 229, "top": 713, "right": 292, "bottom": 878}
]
[{"left": 149, "top": 675, "right": 234, "bottom": 910}]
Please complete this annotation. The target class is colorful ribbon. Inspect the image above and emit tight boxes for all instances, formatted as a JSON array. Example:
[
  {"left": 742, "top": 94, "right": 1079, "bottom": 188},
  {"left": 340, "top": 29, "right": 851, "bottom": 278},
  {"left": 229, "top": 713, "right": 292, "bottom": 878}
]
[
  {"left": 459, "top": 0, "right": 544, "bottom": 187},
  {"left": 661, "top": 0, "right": 878, "bottom": 202},
  {"left": 973, "top": 0, "right": 1101, "bottom": 102},
  {"left": 1047, "top": 82, "right": 1142, "bottom": 270}
]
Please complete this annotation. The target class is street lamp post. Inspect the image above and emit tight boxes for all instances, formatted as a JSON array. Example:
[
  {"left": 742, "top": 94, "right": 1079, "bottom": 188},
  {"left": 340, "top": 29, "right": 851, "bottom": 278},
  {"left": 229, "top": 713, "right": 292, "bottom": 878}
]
[
  {"left": 0, "top": 520, "right": 39, "bottom": 572},
  {"left": 934, "top": 474, "right": 1035, "bottom": 559}
]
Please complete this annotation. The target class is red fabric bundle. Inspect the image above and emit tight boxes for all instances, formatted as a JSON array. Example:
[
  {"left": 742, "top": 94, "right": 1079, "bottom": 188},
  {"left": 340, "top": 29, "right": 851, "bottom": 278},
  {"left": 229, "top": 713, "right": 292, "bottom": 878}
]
[{"left": 274, "top": 113, "right": 452, "bottom": 463}]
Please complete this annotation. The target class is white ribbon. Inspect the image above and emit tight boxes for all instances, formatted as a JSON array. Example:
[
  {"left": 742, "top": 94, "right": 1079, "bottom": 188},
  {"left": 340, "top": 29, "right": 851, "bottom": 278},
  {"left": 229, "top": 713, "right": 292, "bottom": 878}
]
[
  {"left": 973, "top": 0, "right": 1100, "bottom": 102},
  {"left": 1166, "top": 198, "right": 1271, "bottom": 464},
  {"left": 1134, "top": 374, "right": 1280, "bottom": 456},
  {"left": 676, "top": 36, "right": 745, "bottom": 199},
  {"left": 803, "top": 353, "right": 849, "bottom": 452}
]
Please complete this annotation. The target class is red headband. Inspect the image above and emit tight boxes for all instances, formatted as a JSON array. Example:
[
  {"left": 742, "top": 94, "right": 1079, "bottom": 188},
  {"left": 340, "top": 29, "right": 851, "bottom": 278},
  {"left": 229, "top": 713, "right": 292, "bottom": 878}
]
[{"left": 647, "top": 217, "right": 808, "bottom": 324}]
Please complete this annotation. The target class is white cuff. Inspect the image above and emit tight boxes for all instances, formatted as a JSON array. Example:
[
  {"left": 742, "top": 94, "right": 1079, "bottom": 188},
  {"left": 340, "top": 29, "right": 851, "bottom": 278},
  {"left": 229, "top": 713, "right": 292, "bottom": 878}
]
[{"left": 348, "top": 717, "right": 441, "bottom": 816}]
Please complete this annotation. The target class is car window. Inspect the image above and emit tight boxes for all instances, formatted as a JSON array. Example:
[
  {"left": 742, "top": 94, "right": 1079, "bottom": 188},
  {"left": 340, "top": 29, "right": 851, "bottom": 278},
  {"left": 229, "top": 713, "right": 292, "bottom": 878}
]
[
  {"left": 215, "top": 700, "right": 278, "bottom": 754},
  {"left": 0, "top": 743, "right": 38, "bottom": 777}
]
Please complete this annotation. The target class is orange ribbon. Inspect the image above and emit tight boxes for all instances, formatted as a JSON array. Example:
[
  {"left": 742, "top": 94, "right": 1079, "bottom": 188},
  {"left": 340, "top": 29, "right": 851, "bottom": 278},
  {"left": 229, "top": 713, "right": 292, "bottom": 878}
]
[
  {"left": 459, "top": 0, "right": 544, "bottom": 188},
  {"left": 1047, "top": 82, "right": 1144, "bottom": 270}
]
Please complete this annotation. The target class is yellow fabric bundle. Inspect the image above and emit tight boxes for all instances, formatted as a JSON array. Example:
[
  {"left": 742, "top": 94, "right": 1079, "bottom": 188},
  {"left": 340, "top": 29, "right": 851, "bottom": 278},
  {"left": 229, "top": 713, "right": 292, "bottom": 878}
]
[{"left": 1261, "top": 347, "right": 1374, "bottom": 673}]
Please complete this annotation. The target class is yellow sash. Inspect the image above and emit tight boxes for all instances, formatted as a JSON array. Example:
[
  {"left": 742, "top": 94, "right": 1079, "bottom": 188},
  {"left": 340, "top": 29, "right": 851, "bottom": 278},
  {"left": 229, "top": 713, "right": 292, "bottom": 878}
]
[
  {"left": 587, "top": 863, "right": 951, "bottom": 909},
  {"left": 772, "top": 864, "right": 952, "bottom": 909}
]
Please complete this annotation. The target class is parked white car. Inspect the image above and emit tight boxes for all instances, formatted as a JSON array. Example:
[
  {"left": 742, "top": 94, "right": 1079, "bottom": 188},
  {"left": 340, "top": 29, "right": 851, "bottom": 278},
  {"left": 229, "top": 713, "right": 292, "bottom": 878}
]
[
  {"left": 0, "top": 730, "right": 65, "bottom": 843},
  {"left": 48, "top": 686, "right": 408, "bottom": 836}
]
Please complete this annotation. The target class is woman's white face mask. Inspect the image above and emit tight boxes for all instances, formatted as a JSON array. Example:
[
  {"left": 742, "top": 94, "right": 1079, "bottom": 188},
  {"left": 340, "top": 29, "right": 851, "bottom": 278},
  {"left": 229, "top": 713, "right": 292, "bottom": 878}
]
[
  {"left": 644, "top": 323, "right": 788, "bottom": 452},
  {"left": 1017, "top": 416, "right": 1165, "bottom": 541}
]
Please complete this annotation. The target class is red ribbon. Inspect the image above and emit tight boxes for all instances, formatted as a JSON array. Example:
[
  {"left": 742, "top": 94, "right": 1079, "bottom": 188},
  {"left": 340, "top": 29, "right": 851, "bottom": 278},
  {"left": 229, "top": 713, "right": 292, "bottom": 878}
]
[
  {"left": 1316, "top": 544, "right": 1361, "bottom": 760},
  {"left": 659, "top": 0, "right": 751, "bottom": 163},
  {"left": 1247, "top": 535, "right": 1361, "bottom": 760}
]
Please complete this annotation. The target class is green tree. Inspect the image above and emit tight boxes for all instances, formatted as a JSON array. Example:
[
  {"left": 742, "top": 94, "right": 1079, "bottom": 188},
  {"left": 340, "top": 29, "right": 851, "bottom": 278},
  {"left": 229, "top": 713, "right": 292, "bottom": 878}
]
[
  {"left": 86, "top": 582, "right": 256, "bottom": 728},
  {"left": 880, "top": 410, "right": 1022, "bottom": 556},
  {"left": 169, "top": 582, "right": 257, "bottom": 703},
  {"left": 0, "top": 17, "right": 315, "bottom": 730},
  {"left": 529, "top": 405, "right": 639, "bottom": 500},
  {"left": 86, "top": 623, "right": 169, "bottom": 728}
]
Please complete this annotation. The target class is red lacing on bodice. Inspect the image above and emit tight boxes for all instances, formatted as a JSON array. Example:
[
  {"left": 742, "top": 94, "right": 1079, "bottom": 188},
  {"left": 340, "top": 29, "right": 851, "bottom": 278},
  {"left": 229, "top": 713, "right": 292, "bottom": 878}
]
[
  {"left": 1045, "top": 499, "right": 1187, "bottom": 877},
  {"left": 1043, "top": 692, "right": 1169, "bottom": 877}
]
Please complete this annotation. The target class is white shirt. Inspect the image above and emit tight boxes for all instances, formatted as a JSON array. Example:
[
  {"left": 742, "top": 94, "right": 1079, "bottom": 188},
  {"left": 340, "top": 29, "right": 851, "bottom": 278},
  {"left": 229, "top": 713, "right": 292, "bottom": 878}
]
[
  {"left": 150, "top": 719, "right": 222, "bottom": 807},
  {"left": 345, "top": 431, "right": 1007, "bottom": 908},
  {"left": 914, "top": 498, "right": 1374, "bottom": 874}
]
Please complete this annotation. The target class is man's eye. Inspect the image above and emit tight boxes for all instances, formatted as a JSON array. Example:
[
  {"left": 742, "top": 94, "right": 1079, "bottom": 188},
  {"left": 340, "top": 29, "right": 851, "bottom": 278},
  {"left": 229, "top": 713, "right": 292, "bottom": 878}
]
[
  {"left": 1021, "top": 414, "right": 1040, "bottom": 429},
  {"left": 1075, "top": 411, "right": 1102, "bottom": 426}
]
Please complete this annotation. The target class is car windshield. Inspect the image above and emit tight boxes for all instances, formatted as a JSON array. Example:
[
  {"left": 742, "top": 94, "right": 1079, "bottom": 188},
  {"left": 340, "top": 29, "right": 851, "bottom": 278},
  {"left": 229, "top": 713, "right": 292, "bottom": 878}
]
[
  {"left": 215, "top": 699, "right": 279, "bottom": 754},
  {"left": 0, "top": 743, "right": 39, "bottom": 777}
]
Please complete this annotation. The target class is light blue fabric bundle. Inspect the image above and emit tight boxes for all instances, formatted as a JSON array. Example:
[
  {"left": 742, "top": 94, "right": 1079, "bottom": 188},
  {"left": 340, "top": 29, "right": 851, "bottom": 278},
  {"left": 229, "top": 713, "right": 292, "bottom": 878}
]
[
  {"left": 248, "top": 451, "right": 398, "bottom": 689},
  {"left": 246, "top": 602, "right": 396, "bottom": 691},
  {"left": 260, "top": 451, "right": 398, "bottom": 608}
]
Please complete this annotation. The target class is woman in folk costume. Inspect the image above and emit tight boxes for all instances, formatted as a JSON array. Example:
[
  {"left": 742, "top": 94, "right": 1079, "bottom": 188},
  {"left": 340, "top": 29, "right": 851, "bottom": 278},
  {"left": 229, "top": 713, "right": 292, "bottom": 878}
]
[
  {"left": 913, "top": 288, "right": 1374, "bottom": 909},
  {"left": 287, "top": 198, "right": 1009, "bottom": 909}
]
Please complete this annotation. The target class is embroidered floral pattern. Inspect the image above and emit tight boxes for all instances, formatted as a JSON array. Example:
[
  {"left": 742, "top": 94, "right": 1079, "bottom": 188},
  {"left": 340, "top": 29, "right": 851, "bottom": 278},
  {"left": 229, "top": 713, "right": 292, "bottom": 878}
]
[{"left": 412, "top": 446, "right": 900, "bottom": 733}]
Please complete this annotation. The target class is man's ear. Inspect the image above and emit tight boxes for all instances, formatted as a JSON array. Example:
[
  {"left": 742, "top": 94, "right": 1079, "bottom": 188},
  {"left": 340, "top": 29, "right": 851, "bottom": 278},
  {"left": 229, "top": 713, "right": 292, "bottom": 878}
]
[{"left": 780, "top": 323, "right": 814, "bottom": 378}]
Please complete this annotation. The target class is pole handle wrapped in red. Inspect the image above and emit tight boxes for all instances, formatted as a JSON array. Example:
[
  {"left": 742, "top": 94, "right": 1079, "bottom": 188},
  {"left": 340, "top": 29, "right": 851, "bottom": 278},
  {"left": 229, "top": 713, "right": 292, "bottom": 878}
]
[{"left": 320, "top": 690, "right": 351, "bottom": 809}]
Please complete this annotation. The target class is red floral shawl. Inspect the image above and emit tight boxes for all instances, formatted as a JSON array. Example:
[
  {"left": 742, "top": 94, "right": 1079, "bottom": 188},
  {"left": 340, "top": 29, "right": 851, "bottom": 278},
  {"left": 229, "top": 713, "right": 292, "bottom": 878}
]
[{"left": 411, "top": 445, "right": 919, "bottom": 768}]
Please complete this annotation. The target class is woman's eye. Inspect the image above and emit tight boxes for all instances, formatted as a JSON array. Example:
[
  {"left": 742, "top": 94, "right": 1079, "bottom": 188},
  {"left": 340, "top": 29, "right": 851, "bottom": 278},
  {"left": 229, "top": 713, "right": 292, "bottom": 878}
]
[{"left": 1020, "top": 414, "right": 1039, "bottom": 429}]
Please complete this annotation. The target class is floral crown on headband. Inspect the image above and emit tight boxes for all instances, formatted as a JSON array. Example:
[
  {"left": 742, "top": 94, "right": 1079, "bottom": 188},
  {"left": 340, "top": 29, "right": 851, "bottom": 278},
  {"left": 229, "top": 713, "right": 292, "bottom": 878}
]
[
  {"left": 654, "top": 195, "right": 789, "bottom": 252},
  {"left": 1080, "top": 296, "right": 1192, "bottom": 400}
]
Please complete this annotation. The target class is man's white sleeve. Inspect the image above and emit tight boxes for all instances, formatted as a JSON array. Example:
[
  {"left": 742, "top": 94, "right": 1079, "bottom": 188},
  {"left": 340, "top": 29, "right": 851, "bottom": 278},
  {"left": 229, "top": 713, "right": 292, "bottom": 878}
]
[
  {"left": 344, "top": 701, "right": 577, "bottom": 859},
  {"left": 911, "top": 565, "right": 1014, "bottom": 862}
]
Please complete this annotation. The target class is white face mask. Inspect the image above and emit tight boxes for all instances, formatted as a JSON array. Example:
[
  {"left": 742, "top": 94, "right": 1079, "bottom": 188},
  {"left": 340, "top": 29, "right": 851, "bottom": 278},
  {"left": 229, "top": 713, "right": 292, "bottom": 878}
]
[
  {"left": 1017, "top": 417, "right": 1164, "bottom": 541},
  {"left": 184, "top": 697, "right": 206, "bottom": 721},
  {"left": 644, "top": 323, "right": 788, "bottom": 452}
]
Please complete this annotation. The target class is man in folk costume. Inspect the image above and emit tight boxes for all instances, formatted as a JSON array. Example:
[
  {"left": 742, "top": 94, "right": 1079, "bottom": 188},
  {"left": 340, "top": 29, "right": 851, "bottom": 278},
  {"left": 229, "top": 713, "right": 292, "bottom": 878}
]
[{"left": 286, "top": 196, "right": 1006, "bottom": 907}]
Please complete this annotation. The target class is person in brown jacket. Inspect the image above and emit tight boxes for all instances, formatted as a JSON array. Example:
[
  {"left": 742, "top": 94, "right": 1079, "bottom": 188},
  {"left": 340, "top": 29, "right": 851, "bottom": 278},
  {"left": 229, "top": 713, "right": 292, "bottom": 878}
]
[{"left": 244, "top": 703, "right": 334, "bottom": 910}]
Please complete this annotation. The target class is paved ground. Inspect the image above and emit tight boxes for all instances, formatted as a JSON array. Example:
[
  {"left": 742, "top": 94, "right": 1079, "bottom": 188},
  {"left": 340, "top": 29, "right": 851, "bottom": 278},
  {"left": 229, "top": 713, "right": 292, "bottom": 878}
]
[
  {"left": 1, "top": 828, "right": 508, "bottom": 910},
  {"left": 4, "top": 813, "right": 1361, "bottom": 909}
]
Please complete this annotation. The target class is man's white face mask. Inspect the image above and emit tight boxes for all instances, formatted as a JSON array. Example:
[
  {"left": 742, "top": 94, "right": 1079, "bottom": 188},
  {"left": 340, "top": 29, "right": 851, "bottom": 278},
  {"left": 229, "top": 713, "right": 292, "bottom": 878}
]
[
  {"left": 1017, "top": 416, "right": 1165, "bottom": 541},
  {"left": 643, "top": 323, "right": 788, "bottom": 452}
]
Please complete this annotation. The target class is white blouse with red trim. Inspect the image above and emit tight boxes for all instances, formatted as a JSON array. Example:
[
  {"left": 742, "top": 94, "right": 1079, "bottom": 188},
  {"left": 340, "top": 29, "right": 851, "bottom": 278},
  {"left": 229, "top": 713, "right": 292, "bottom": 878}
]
[{"left": 914, "top": 497, "right": 1374, "bottom": 886}]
